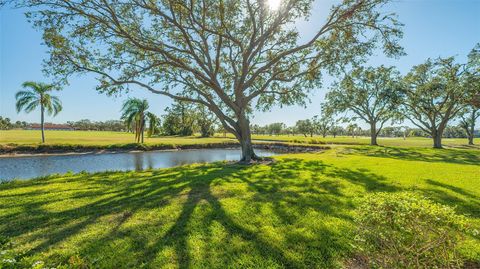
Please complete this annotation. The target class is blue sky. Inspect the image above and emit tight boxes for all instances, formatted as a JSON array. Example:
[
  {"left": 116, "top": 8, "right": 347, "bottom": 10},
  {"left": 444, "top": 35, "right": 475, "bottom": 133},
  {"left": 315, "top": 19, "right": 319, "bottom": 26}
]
[{"left": 1, "top": 0, "right": 479, "bottom": 127}]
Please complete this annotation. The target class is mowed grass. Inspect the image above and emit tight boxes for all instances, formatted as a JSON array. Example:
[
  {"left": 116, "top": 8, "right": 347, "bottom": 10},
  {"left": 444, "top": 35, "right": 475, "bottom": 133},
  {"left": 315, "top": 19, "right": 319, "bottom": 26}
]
[
  {"left": 1, "top": 130, "right": 478, "bottom": 149},
  {"left": 250, "top": 134, "right": 480, "bottom": 148},
  {"left": 1, "top": 146, "right": 479, "bottom": 268},
  {"left": 0, "top": 130, "right": 235, "bottom": 146}
]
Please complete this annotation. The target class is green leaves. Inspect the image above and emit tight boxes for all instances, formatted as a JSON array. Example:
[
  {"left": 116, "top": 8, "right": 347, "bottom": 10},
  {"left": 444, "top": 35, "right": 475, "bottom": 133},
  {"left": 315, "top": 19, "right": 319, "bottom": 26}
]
[
  {"left": 325, "top": 65, "right": 403, "bottom": 132},
  {"left": 15, "top": 81, "right": 62, "bottom": 116},
  {"left": 400, "top": 57, "right": 466, "bottom": 141}
]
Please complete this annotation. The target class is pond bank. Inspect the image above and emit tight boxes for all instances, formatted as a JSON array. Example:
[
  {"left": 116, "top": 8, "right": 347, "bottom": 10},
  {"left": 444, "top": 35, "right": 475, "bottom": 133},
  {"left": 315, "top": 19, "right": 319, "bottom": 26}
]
[{"left": 0, "top": 142, "right": 329, "bottom": 157}]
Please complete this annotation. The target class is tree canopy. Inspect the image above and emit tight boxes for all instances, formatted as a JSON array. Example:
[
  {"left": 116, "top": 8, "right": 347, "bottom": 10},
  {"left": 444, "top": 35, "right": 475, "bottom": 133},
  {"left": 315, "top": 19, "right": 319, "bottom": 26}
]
[
  {"left": 325, "top": 66, "right": 402, "bottom": 145},
  {"left": 458, "top": 43, "right": 480, "bottom": 145},
  {"left": 400, "top": 57, "right": 466, "bottom": 148},
  {"left": 15, "top": 81, "right": 62, "bottom": 143},
  {"left": 121, "top": 98, "right": 158, "bottom": 143},
  {"left": 8, "top": 0, "right": 404, "bottom": 161}
]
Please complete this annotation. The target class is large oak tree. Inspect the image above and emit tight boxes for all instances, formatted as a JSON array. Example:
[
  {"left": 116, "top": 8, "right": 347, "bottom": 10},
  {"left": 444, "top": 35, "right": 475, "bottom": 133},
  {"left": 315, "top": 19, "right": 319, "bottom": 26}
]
[
  {"left": 325, "top": 66, "right": 402, "bottom": 145},
  {"left": 10, "top": 0, "right": 403, "bottom": 161},
  {"left": 401, "top": 58, "right": 465, "bottom": 148},
  {"left": 459, "top": 43, "right": 480, "bottom": 145}
]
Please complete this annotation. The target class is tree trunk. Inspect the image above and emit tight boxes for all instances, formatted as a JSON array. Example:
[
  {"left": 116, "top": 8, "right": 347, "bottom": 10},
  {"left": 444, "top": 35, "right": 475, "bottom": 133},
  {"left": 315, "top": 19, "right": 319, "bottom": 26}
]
[
  {"left": 433, "top": 135, "right": 442, "bottom": 149},
  {"left": 40, "top": 105, "right": 45, "bottom": 143},
  {"left": 432, "top": 129, "right": 443, "bottom": 149},
  {"left": 468, "top": 115, "right": 475, "bottom": 145},
  {"left": 237, "top": 113, "right": 257, "bottom": 163},
  {"left": 140, "top": 117, "right": 145, "bottom": 143},
  {"left": 370, "top": 122, "right": 378, "bottom": 146}
]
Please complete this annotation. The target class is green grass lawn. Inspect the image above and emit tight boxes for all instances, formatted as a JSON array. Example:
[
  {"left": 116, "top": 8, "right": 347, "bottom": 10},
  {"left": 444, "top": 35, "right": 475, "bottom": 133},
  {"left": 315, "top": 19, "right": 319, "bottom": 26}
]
[
  {"left": 1, "top": 146, "right": 479, "bottom": 268},
  {"left": 1, "top": 130, "right": 478, "bottom": 149},
  {"left": 0, "top": 130, "right": 235, "bottom": 146},
  {"left": 249, "top": 134, "right": 479, "bottom": 148}
]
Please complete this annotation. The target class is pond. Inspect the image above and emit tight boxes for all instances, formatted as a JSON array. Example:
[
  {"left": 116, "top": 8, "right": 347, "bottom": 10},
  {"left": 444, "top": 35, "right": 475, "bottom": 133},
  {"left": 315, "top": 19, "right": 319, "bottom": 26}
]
[{"left": 0, "top": 148, "right": 277, "bottom": 181}]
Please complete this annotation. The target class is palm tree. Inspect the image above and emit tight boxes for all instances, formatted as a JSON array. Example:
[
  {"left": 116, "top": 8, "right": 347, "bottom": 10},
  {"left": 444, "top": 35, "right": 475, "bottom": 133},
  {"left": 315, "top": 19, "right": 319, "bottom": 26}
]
[
  {"left": 121, "top": 98, "right": 158, "bottom": 143},
  {"left": 15, "top": 82, "right": 62, "bottom": 143}
]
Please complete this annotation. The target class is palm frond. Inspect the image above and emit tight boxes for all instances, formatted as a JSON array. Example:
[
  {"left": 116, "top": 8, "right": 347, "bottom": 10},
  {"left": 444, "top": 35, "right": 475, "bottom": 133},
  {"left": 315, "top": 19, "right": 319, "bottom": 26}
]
[
  {"left": 16, "top": 82, "right": 60, "bottom": 116},
  {"left": 15, "top": 95, "right": 38, "bottom": 113},
  {"left": 24, "top": 100, "right": 40, "bottom": 113},
  {"left": 50, "top": 96, "right": 63, "bottom": 116}
]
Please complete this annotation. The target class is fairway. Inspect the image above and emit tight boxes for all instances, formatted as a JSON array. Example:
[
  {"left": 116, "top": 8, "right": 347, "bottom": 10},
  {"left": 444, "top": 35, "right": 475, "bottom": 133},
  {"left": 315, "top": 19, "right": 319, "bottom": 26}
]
[
  {"left": 0, "top": 130, "right": 236, "bottom": 146},
  {"left": 250, "top": 134, "right": 480, "bottom": 148},
  {"left": 1, "top": 130, "right": 478, "bottom": 149},
  {"left": 1, "top": 147, "right": 479, "bottom": 268}
]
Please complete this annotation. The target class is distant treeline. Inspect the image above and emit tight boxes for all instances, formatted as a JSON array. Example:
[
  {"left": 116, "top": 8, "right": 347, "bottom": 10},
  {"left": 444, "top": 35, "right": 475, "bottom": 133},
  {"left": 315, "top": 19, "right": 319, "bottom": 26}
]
[
  {"left": 2, "top": 114, "right": 477, "bottom": 139},
  {"left": 66, "top": 119, "right": 126, "bottom": 131},
  {"left": 0, "top": 117, "right": 28, "bottom": 130},
  {"left": 251, "top": 122, "right": 479, "bottom": 139}
]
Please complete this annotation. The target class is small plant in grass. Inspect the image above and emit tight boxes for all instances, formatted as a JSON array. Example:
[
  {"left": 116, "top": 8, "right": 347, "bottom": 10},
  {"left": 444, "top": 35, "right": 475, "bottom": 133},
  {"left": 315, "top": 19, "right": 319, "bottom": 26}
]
[
  {"left": 354, "top": 192, "right": 472, "bottom": 269},
  {"left": 0, "top": 235, "right": 44, "bottom": 269}
]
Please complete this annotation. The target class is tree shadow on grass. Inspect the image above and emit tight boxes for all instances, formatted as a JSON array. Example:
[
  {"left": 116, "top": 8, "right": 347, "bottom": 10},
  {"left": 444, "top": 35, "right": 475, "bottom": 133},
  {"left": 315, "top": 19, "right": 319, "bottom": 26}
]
[
  {"left": 422, "top": 179, "right": 480, "bottom": 218},
  {"left": 347, "top": 146, "right": 480, "bottom": 165},
  {"left": 1, "top": 158, "right": 475, "bottom": 268}
]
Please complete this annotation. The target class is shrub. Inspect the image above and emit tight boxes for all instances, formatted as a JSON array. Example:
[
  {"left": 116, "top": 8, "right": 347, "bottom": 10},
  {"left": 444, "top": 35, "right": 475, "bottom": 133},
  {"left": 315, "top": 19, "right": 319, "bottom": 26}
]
[{"left": 354, "top": 192, "right": 471, "bottom": 269}]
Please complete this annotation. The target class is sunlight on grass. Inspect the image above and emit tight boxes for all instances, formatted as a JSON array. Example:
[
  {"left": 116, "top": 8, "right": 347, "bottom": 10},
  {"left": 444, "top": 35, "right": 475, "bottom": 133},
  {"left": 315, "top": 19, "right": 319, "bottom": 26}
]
[
  {"left": 0, "top": 130, "right": 236, "bottom": 146},
  {"left": 1, "top": 147, "right": 479, "bottom": 267}
]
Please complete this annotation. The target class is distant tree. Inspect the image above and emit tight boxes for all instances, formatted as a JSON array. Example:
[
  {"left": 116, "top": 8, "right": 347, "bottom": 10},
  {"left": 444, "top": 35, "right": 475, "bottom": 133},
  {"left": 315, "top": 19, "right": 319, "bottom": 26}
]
[
  {"left": 401, "top": 58, "right": 466, "bottom": 148},
  {"left": 266, "top": 123, "right": 285, "bottom": 136},
  {"left": 121, "top": 98, "right": 157, "bottom": 143},
  {"left": 217, "top": 125, "right": 228, "bottom": 138},
  {"left": 197, "top": 106, "right": 217, "bottom": 137},
  {"left": 15, "top": 81, "right": 62, "bottom": 143},
  {"left": 443, "top": 126, "right": 466, "bottom": 138},
  {"left": 330, "top": 124, "right": 343, "bottom": 138},
  {"left": 399, "top": 126, "right": 410, "bottom": 140},
  {"left": 326, "top": 66, "right": 402, "bottom": 145},
  {"left": 459, "top": 43, "right": 480, "bottom": 145},
  {"left": 0, "top": 117, "right": 13, "bottom": 130},
  {"left": 408, "top": 128, "right": 428, "bottom": 138},
  {"left": 459, "top": 109, "right": 479, "bottom": 145},
  {"left": 295, "top": 119, "right": 314, "bottom": 137},
  {"left": 162, "top": 101, "right": 197, "bottom": 136},
  {"left": 146, "top": 115, "right": 161, "bottom": 137},
  {"left": 251, "top": 124, "right": 265, "bottom": 135},
  {"left": 312, "top": 110, "right": 334, "bottom": 138},
  {"left": 285, "top": 126, "right": 298, "bottom": 136},
  {"left": 13, "top": 0, "right": 404, "bottom": 162}
]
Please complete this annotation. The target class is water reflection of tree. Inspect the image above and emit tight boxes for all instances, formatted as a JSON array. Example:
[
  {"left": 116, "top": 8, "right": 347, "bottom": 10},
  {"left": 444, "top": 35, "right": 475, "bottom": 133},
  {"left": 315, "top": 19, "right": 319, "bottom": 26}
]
[
  {"left": 133, "top": 153, "right": 154, "bottom": 171},
  {"left": 133, "top": 153, "right": 144, "bottom": 171}
]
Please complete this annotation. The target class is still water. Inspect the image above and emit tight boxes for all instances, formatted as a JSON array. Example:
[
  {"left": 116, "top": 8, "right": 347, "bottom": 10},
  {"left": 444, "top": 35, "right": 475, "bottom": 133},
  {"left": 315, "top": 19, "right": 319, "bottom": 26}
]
[{"left": 0, "top": 148, "right": 277, "bottom": 181}]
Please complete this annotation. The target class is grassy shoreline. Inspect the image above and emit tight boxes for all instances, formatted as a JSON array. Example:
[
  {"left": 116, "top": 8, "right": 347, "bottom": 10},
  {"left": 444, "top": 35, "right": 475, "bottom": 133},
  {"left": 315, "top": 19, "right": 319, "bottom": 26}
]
[
  {"left": 1, "top": 146, "right": 479, "bottom": 268},
  {"left": 1, "top": 130, "right": 478, "bottom": 155},
  {"left": 0, "top": 141, "right": 331, "bottom": 156}
]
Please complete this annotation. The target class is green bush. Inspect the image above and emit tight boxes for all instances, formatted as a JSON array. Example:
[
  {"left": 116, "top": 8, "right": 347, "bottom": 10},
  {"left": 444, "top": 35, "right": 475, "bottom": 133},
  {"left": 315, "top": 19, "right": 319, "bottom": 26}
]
[{"left": 354, "top": 192, "right": 471, "bottom": 269}]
